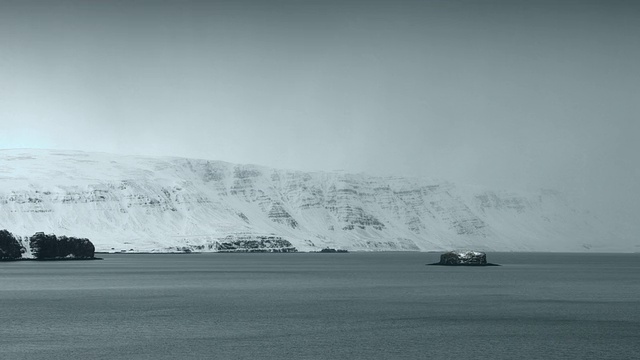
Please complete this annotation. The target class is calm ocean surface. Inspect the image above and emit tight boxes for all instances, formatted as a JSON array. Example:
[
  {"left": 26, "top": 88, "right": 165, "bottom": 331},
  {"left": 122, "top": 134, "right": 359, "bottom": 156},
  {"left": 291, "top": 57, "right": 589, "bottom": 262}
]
[{"left": 1, "top": 252, "right": 639, "bottom": 359}]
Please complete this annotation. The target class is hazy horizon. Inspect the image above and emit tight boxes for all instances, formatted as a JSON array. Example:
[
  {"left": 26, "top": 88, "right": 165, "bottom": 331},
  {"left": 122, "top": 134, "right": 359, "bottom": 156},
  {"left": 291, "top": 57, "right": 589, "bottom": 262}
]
[{"left": 1, "top": 0, "right": 638, "bottom": 238}]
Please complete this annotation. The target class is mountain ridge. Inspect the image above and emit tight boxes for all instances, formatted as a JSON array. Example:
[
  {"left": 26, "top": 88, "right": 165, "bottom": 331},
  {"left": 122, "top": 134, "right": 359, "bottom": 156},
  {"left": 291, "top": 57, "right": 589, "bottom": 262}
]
[{"left": 0, "top": 149, "right": 624, "bottom": 252}]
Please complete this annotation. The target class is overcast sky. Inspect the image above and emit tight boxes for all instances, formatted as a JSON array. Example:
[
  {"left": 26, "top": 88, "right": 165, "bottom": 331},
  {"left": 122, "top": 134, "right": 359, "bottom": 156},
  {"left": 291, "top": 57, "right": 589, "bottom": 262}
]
[{"left": 1, "top": 0, "right": 638, "bottom": 227}]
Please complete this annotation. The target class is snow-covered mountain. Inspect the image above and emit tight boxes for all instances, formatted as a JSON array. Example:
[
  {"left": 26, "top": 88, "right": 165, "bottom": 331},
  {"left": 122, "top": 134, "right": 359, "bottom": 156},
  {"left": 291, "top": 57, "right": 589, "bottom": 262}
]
[{"left": 0, "top": 149, "right": 623, "bottom": 252}]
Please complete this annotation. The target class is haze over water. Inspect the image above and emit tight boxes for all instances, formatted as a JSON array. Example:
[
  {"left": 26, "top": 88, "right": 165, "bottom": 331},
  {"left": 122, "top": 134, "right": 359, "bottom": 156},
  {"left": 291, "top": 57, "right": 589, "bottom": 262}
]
[{"left": 2, "top": 253, "right": 639, "bottom": 359}]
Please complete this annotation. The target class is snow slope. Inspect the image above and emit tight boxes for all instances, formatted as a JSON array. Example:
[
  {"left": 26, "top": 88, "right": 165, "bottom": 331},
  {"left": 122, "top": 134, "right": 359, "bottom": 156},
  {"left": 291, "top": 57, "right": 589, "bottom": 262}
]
[{"left": 0, "top": 149, "right": 624, "bottom": 252}]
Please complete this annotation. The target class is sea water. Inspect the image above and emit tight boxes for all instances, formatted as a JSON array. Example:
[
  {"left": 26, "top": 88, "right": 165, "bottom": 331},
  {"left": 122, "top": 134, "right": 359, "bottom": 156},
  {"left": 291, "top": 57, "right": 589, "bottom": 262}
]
[{"left": 1, "top": 252, "right": 639, "bottom": 359}]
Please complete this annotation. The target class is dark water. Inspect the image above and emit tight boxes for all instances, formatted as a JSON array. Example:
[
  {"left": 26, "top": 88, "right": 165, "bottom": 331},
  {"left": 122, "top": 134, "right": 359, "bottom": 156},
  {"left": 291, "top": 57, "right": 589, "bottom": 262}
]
[{"left": 1, "top": 253, "right": 639, "bottom": 359}]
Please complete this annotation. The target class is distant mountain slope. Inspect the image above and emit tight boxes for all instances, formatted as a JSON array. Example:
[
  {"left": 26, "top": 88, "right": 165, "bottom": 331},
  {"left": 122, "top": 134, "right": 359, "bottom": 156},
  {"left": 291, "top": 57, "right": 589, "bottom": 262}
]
[{"left": 0, "top": 149, "right": 619, "bottom": 252}]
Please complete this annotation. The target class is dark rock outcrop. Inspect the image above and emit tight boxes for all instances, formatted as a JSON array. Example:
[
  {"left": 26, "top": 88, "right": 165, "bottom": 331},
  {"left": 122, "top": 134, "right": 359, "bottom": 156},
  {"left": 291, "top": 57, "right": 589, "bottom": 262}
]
[
  {"left": 319, "top": 248, "right": 348, "bottom": 253},
  {"left": 429, "top": 251, "right": 499, "bottom": 266},
  {"left": 215, "top": 236, "right": 297, "bottom": 253}
]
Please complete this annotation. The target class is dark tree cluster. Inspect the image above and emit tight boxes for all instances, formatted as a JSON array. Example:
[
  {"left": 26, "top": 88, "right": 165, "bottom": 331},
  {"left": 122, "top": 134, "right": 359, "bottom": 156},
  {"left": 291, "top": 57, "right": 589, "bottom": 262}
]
[
  {"left": 29, "top": 232, "right": 95, "bottom": 260},
  {"left": 0, "top": 229, "right": 24, "bottom": 260}
]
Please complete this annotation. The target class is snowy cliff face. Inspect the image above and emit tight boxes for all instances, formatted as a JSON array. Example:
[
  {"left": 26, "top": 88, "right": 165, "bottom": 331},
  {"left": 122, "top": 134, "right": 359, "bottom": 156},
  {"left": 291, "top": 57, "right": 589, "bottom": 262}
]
[{"left": 0, "top": 149, "right": 617, "bottom": 252}]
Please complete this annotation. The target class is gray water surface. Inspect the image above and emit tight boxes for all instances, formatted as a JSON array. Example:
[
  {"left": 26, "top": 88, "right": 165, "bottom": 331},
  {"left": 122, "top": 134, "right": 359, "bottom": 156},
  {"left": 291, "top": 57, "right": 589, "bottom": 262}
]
[{"left": 2, "top": 252, "right": 639, "bottom": 359}]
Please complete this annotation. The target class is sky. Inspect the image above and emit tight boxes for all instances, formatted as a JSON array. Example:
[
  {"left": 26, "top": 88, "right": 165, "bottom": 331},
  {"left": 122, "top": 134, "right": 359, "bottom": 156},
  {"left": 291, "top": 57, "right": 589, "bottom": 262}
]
[{"left": 1, "top": 0, "right": 639, "bottom": 229}]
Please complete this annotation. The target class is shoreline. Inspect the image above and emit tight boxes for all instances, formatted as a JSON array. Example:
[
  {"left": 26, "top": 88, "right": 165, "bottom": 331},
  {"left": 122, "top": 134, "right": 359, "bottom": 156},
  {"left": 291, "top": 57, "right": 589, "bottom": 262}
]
[{"left": 0, "top": 257, "right": 103, "bottom": 262}]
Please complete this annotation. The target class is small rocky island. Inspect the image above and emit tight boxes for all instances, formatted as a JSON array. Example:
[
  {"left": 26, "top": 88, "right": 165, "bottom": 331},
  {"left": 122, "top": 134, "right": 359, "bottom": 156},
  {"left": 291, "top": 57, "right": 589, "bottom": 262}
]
[{"left": 428, "top": 251, "right": 500, "bottom": 266}]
